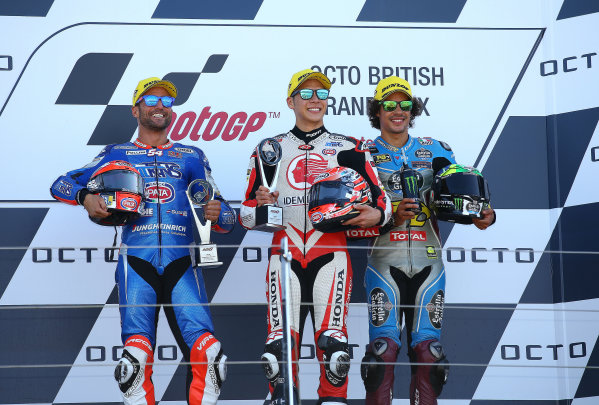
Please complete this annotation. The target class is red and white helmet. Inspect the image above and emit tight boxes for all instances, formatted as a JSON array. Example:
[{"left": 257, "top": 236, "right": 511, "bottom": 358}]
[
  {"left": 308, "top": 166, "right": 372, "bottom": 233},
  {"left": 86, "top": 160, "right": 145, "bottom": 226}
]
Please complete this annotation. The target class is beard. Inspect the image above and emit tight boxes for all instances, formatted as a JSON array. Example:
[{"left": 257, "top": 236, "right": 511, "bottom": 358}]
[{"left": 139, "top": 109, "right": 172, "bottom": 130}]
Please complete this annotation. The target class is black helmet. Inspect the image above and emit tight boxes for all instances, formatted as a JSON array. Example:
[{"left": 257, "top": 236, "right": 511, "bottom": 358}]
[
  {"left": 308, "top": 167, "right": 372, "bottom": 233},
  {"left": 86, "top": 160, "right": 145, "bottom": 226},
  {"left": 431, "top": 164, "right": 490, "bottom": 224}
]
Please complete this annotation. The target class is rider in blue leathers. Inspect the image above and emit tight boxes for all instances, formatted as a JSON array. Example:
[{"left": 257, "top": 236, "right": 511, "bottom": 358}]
[
  {"left": 50, "top": 77, "right": 235, "bottom": 405},
  {"left": 359, "top": 77, "right": 495, "bottom": 405}
]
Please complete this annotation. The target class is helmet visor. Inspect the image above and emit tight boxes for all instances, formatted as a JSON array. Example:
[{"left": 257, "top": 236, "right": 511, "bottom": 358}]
[
  {"left": 438, "top": 174, "right": 489, "bottom": 199},
  {"left": 96, "top": 170, "right": 144, "bottom": 194},
  {"left": 308, "top": 181, "right": 353, "bottom": 209}
]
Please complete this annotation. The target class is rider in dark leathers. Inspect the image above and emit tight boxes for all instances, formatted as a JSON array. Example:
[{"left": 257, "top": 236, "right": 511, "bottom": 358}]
[{"left": 50, "top": 77, "right": 235, "bottom": 405}]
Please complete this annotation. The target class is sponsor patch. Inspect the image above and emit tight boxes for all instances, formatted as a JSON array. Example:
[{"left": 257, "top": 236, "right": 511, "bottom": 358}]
[
  {"left": 426, "top": 245, "right": 438, "bottom": 259},
  {"left": 418, "top": 137, "right": 434, "bottom": 145},
  {"left": 126, "top": 150, "right": 147, "bottom": 155},
  {"left": 168, "top": 150, "right": 182, "bottom": 158},
  {"left": 166, "top": 209, "right": 188, "bottom": 216},
  {"left": 369, "top": 287, "right": 392, "bottom": 327},
  {"left": 175, "top": 147, "right": 195, "bottom": 154},
  {"left": 120, "top": 197, "right": 138, "bottom": 211},
  {"left": 386, "top": 171, "right": 403, "bottom": 194},
  {"left": 426, "top": 290, "right": 444, "bottom": 329},
  {"left": 286, "top": 153, "right": 328, "bottom": 190},
  {"left": 411, "top": 160, "right": 432, "bottom": 169},
  {"left": 321, "top": 148, "right": 336, "bottom": 155},
  {"left": 415, "top": 148, "right": 433, "bottom": 159},
  {"left": 132, "top": 223, "right": 187, "bottom": 233},
  {"left": 298, "top": 144, "right": 314, "bottom": 150},
  {"left": 345, "top": 228, "right": 380, "bottom": 238},
  {"left": 101, "top": 193, "right": 116, "bottom": 209},
  {"left": 466, "top": 202, "right": 481, "bottom": 214},
  {"left": 222, "top": 211, "right": 236, "bottom": 224},
  {"left": 144, "top": 182, "right": 175, "bottom": 203},
  {"left": 373, "top": 154, "right": 392, "bottom": 164},
  {"left": 55, "top": 180, "right": 73, "bottom": 196},
  {"left": 390, "top": 230, "right": 426, "bottom": 241},
  {"left": 310, "top": 211, "right": 324, "bottom": 224},
  {"left": 376, "top": 137, "right": 400, "bottom": 152}
]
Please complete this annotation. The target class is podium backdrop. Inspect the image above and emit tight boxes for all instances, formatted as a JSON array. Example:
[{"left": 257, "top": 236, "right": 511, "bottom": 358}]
[{"left": 1, "top": 1, "right": 598, "bottom": 403}]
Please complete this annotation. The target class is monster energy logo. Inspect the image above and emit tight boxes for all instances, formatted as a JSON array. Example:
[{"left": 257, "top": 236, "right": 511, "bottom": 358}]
[
  {"left": 454, "top": 197, "right": 463, "bottom": 211},
  {"left": 405, "top": 175, "right": 418, "bottom": 195}
]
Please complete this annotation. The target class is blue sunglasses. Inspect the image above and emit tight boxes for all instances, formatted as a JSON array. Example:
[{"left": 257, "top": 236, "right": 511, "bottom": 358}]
[
  {"left": 291, "top": 88, "right": 330, "bottom": 100},
  {"left": 137, "top": 95, "right": 175, "bottom": 108}
]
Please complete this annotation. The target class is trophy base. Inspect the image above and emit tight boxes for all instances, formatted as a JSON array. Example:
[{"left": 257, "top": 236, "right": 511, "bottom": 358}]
[
  {"left": 252, "top": 223, "right": 287, "bottom": 232},
  {"left": 253, "top": 205, "right": 285, "bottom": 233},
  {"left": 195, "top": 243, "right": 223, "bottom": 268},
  {"left": 196, "top": 261, "right": 224, "bottom": 268}
]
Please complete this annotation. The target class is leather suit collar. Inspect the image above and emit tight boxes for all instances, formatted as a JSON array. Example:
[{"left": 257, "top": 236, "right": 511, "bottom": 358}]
[
  {"left": 290, "top": 125, "right": 328, "bottom": 144},
  {"left": 375, "top": 135, "right": 414, "bottom": 153},
  {"left": 134, "top": 138, "right": 174, "bottom": 149}
]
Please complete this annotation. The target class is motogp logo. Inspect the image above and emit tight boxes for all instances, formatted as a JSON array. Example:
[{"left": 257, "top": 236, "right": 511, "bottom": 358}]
[
  {"left": 145, "top": 182, "right": 175, "bottom": 203},
  {"left": 286, "top": 154, "right": 328, "bottom": 190}
]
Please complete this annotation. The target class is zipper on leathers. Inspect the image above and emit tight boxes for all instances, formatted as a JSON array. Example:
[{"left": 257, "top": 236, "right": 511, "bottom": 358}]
[{"left": 153, "top": 153, "right": 163, "bottom": 266}]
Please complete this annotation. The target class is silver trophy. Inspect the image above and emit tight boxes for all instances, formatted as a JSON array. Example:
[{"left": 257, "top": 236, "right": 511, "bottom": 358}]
[
  {"left": 253, "top": 138, "right": 285, "bottom": 232},
  {"left": 186, "top": 179, "right": 223, "bottom": 267}
]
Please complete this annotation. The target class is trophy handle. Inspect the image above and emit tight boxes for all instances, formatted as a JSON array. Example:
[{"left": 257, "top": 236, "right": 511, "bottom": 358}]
[
  {"left": 188, "top": 195, "right": 212, "bottom": 244},
  {"left": 259, "top": 159, "right": 281, "bottom": 194}
]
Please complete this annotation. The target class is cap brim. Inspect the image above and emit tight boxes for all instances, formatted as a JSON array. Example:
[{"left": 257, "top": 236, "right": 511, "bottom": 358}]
[{"left": 379, "top": 89, "right": 412, "bottom": 101}]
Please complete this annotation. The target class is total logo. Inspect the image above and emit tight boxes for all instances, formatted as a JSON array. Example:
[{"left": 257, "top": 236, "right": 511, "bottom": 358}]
[
  {"left": 145, "top": 182, "right": 175, "bottom": 203},
  {"left": 286, "top": 154, "right": 329, "bottom": 190},
  {"left": 166, "top": 107, "right": 267, "bottom": 142},
  {"left": 390, "top": 230, "right": 427, "bottom": 241}
]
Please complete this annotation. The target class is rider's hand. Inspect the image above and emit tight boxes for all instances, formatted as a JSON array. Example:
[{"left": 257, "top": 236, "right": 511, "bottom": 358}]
[
  {"left": 473, "top": 208, "right": 495, "bottom": 230},
  {"left": 203, "top": 200, "right": 222, "bottom": 222},
  {"left": 342, "top": 204, "right": 381, "bottom": 228},
  {"left": 256, "top": 185, "right": 279, "bottom": 207},
  {"left": 393, "top": 198, "right": 418, "bottom": 226},
  {"left": 83, "top": 194, "right": 111, "bottom": 219}
]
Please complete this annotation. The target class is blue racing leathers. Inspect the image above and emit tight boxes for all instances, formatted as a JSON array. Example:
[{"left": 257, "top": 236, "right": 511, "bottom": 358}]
[
  {"left": 360, "top": 135, "right": 455, "bottom": 405},
  {"left": 365, "top": 135, "right": 455, "bottom": 348},
  {"left": 50, "top": 138, "right": 235, "bottom": 349}
]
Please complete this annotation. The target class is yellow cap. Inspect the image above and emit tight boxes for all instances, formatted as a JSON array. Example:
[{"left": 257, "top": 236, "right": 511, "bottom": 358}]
[
  {"left": 287, "top": 69, "right": 332, "bottom": 97},
  {"left": 374, "top": 76, "right": 412, "bottom": 101},
  {"left": 132, "top": 77, "right": 178, "bottom": 106}
]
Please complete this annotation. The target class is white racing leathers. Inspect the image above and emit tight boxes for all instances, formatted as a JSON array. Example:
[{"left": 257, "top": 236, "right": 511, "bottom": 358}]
[{"left": 241, "top": 126, "right": 391, "bottom": 404}]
